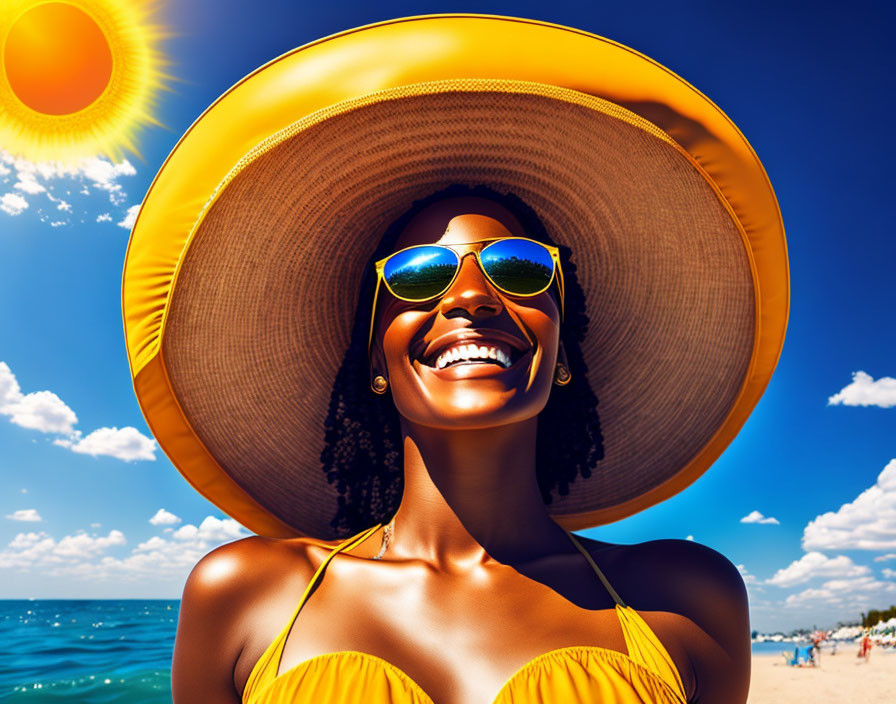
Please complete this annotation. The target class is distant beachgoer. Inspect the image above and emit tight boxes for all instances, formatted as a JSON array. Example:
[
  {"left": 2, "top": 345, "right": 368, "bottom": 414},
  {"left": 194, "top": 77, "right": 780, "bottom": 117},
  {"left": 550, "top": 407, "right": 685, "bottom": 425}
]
[
  {"left": 810, "top": 634, "right": 822, "bottom": 666},
  {"left": 858, "top": 633, "right": 872, "bottom": 660}
]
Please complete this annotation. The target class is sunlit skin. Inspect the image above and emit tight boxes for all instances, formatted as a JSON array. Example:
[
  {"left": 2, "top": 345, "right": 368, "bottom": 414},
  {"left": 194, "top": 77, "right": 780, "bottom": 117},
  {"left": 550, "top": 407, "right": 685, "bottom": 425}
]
[
  {"left": 172, "top": 198, "right": 751, "bottom": 704},
  {"left": 5, "top": 3, "right": 113, "bottom": 114},
  {"left": 370, "top": 198, "right": 561, "bottom": 432}
]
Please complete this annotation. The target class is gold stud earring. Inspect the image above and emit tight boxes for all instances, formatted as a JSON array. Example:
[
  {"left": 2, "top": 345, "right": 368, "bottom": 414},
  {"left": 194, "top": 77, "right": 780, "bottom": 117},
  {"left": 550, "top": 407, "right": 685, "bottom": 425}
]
[
  {"left": 553, "top": 364, "right": 571, "bottom": 386},
  {"left": 371, "top": 375, "right": 389, "bottom": 394}
]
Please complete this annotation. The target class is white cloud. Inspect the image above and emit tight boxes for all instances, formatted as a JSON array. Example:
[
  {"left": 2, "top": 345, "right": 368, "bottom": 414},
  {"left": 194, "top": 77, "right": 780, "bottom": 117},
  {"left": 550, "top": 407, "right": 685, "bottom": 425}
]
[
  {"left": 1, "top": 361, "right": 155, "bottom": 462},
  {"left": 118, "top": 204, "right": 140, "bottom": 229},
  {"left": 14, "top": 174, "right": 45, "bottom": 194},
  {"left": 6, "top": 509, "right": 42, "bottom": 522},
  {"left": 828, "top": 371, "right": 896, "bottom": 408},
  {"left": 767, "top": 551, "right": 870, "bottom": 587},
  {"left": 736, "top": 563, "right": 759, "bottom": 586},
  {"left": 49, "top": 220, "right": 67, "bottom": 228},
  {"left": 874, "top": 553, "right": 896, "bottom": 562},
  {"left": 0, "top": 363, "right": 20, "bottom": 407},
  {"left": 172, "top": 516, "right": 247, "bottom": 544},
  {"left": 7, "top": 390, "right": 78, "bottom": 433},
  {"left": 55, "top": 427, "right": 157, "bottom": 462},
  {"left": 685, "top": 535, "right": 694, "bottom": 541},
  {"left": 96, "top": 213, "right": 112, "bottom": 222},
  {"left": 740, "top": 510, "right": 780, "bottom": 525},
  {"left": 0, "top": 529, "right": 126, "bottom": 570},
  {"left": 55, "top": 530, "right": 126, "bottom": 558},
  {"left": 0, "top": 193, "right": 28, "bottom": 215},
  {"left": 149, "top": 509, "right": 181, "bottom": 526},
  {"left": 883, "top": 568, "right": 896, "bottom": 579},
  {"left": 0, "top": 362, "right": 78, "bottom": 435},
  {"left": 0, "top": 150, "right": 138, "bottom": 224},
  {"left": 79, "top": 157, "right": 136, "bottom": 205},
  {"left": 784, "top": 575, "right": 896, "bottom": 609},
  {"left": 0, "top": 517, "right": 249, "bottom": 581},
  {"left": 803, "top": 459, "right": 896, "bottom": 550}
]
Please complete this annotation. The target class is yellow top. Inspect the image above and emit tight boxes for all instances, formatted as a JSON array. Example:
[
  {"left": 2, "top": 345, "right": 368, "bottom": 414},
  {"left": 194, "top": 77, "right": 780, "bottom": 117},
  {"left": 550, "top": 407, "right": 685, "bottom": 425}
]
[{"left": 242, "top": 525, "right": 687, "bottom": 704}]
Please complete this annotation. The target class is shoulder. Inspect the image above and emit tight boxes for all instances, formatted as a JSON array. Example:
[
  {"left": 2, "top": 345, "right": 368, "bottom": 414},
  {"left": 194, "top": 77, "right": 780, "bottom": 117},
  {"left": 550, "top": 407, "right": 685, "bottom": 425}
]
[
  {"left": 624, "top": 538, "right": 747, "bottom": 618},
  {"left": 579, "top": 536, "right": 747, "bottom": 629},
  {"left": 177, "top": 533, "right": 342, "bottom": 640},
  {"left": 577, "top": 535, "right": 745, "bottom": 602},
  {"left": 579, "top": 536, "right": 750, "bottom": 703},
  {"left": 181, "top": 535, "right": 320, "bottom": 601},
  {"left": 172, "top": 535, "right": 334, "bottom": 703}
]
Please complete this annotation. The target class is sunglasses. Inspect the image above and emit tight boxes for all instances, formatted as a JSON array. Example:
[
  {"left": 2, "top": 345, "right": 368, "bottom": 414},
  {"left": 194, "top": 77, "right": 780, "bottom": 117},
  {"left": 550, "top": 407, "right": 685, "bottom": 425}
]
[{"left": 368, "top": 237, "right": 565, "bottom": 355}]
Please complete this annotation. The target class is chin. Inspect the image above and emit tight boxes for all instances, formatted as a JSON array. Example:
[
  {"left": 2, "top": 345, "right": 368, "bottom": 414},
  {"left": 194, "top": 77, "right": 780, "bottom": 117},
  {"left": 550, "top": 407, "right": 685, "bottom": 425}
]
[{"left": 398, "top": 387, "right": 546, "bottom": 430}]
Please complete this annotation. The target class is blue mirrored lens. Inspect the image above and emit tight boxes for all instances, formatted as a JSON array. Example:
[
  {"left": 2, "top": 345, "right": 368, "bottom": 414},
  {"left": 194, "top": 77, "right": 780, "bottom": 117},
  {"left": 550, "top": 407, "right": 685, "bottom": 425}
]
[
  {"left": 383, "top": 246, "right": 458, "bottom": 300},
  {"left": 480, "top": 239, "right": 554, "bottom": 295}
]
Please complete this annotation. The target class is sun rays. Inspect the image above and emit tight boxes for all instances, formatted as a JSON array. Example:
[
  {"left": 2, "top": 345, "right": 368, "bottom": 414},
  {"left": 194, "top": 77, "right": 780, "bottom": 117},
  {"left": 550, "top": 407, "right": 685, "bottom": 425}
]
[{"left": 0, "top": 0, "right": 173, "bottom": 165}]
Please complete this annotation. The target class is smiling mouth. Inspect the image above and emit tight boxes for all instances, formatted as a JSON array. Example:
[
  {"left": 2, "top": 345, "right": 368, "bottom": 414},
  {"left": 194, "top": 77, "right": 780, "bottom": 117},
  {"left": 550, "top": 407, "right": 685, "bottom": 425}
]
[
  {"left": 416, "top": 339, "right": 530, "bottom": 372},
  {"left": 435, "top": 342, "right": 516, "bottom": 369}
]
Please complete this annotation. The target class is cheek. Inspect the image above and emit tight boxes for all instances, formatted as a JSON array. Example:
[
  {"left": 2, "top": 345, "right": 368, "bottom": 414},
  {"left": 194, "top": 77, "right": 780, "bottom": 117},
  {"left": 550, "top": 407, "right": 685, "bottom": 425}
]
[
  {"left": 380, "top": 309, "right": 429, "bottom": 373},
  {"left": 505, "top": 299, "right": 561, "bottom": 360},
  {"left": 379, "top": 312, "right": 436, "bottom": 421}
]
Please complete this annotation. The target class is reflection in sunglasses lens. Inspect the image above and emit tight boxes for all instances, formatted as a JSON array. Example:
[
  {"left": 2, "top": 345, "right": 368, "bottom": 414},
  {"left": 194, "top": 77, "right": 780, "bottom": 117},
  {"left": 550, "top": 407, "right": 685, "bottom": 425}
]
[
  {"left": 384, "top": 246, "right": 458, "bottom": 300},
  {"left": 481, "top": 240, "right": 554, "bottom": 295}
]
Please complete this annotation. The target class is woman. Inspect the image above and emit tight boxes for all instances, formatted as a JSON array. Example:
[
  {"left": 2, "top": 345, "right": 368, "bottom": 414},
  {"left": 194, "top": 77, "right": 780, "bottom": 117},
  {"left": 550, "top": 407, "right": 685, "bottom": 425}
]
[{"left": 122, "top": 15, "right": 788, "bottom": 704}]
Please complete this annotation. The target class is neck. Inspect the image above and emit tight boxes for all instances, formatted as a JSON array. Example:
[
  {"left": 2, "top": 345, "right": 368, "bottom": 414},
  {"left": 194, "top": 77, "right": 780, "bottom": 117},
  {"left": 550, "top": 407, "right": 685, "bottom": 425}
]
[{"left": 388, "top": 415, "right": 570, "bottom": 567}]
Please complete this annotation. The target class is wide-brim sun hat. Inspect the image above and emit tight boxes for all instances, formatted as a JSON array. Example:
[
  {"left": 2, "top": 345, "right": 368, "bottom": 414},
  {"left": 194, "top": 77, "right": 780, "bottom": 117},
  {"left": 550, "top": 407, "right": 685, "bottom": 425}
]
[{"left": 123, "top": 14, "right": 788, "bottom": 540}]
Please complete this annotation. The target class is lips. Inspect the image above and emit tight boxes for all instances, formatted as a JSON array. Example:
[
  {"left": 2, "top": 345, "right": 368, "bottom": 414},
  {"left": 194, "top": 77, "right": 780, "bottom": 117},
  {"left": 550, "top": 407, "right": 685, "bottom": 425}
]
[
  {"left": 434, "top": 341, "right": 514, "bottom": 369},
  {"left": 417, "top": 329, "right": 531, "bottom": 370}
]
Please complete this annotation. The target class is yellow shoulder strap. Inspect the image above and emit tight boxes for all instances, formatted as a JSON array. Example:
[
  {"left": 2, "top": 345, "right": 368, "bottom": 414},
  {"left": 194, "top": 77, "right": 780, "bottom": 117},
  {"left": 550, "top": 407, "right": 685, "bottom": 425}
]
[
  {"left": 242, "top": 524, "right": 382, "bottom": 702},
  {"left": 564, "top": 531, "right": 686, "bottom": 701},
  {"left": 615, "top": 606, "right": 686, "bottom": 700}
]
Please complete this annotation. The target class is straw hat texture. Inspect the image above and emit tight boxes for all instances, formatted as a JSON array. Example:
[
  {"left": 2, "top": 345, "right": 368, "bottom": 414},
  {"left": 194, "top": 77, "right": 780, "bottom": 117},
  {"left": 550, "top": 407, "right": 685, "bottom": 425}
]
[{"left": 122, "top": 14, "right": 789, "bottom": 539}]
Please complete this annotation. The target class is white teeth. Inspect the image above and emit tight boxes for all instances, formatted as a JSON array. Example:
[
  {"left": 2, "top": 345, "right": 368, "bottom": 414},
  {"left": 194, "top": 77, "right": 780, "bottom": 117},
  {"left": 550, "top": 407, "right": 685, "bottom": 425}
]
[{"left": 433, "top": 343, "right": 515, "bottom": 369}]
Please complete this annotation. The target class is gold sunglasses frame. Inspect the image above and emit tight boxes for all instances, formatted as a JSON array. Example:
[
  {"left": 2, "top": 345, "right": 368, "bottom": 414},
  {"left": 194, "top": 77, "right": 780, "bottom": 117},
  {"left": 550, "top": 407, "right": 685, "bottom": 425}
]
[{"left": 367, "top": 236, "right": 565, "bottom": 357}]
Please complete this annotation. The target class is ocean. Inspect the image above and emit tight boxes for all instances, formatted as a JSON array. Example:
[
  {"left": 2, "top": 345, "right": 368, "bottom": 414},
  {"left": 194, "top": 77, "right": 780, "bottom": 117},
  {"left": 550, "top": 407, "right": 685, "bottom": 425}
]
[
  {"left": 1, "top": 600, "right": 177, "bottom": 703},
  {"left": 0, "top": 599, "right": 833, "bottom": 701}
]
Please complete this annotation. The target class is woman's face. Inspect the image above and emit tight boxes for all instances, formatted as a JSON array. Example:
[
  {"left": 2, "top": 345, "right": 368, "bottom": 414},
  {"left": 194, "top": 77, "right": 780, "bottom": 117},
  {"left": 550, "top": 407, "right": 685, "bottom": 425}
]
[{"left": 371, "top": 196, "right": 562, "bottom": 429}]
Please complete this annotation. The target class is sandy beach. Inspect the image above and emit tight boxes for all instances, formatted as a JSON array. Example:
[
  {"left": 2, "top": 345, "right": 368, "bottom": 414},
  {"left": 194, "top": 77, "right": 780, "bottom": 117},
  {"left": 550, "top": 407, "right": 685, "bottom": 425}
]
[{"left": 749, "top": 651, "right": 895, "bottom": 703}]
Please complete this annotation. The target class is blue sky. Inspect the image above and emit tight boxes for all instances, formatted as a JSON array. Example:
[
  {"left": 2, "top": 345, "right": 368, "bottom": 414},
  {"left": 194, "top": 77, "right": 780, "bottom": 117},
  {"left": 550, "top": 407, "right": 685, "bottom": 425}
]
[{"left": 1, "top": 0, "right": 895, "bottom": 632}]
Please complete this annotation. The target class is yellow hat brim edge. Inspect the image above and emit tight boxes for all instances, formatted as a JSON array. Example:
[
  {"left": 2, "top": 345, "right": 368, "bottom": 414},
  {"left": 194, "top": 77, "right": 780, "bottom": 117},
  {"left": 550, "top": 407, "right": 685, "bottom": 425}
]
[{"left": 122, "top": 14, "right": 790, "bottom": 537}]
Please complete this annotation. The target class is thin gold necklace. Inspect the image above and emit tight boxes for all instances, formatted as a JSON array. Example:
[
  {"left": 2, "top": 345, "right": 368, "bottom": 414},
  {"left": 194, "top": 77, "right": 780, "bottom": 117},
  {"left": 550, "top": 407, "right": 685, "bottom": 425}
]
[{"left": 372, "top": 520, "right": 393, "bottom": 560}]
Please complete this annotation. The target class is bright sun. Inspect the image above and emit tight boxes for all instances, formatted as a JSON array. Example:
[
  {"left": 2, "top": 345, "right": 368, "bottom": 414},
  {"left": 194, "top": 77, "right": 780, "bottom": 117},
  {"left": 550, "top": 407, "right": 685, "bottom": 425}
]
[{"left": 0, "top": 0, "right": 171, "bottom": 164}]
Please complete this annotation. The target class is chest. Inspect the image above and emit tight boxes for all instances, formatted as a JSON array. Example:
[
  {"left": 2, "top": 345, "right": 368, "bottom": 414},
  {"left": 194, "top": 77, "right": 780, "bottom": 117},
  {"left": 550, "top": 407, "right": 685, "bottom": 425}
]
[{"left": 269, "top": 561, "right": 635, "bottom": 704}]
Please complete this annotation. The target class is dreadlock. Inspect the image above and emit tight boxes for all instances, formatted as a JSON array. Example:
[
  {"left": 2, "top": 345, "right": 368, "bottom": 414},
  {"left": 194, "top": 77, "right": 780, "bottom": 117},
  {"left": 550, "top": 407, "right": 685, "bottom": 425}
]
[{"left": 320, "top": 185, "right": 603, "bottom": 536}]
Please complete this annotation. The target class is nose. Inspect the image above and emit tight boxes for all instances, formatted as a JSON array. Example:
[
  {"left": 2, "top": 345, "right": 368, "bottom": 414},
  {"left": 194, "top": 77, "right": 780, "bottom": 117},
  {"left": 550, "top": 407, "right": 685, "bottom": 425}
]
[{"left": 438, "top": 252, "right": 503, "bottom": 319}]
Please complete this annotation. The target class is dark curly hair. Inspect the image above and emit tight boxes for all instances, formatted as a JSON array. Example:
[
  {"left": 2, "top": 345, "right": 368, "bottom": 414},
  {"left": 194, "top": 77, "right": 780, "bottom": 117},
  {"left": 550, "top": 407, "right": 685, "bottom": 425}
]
[{"left": 320, "top": 185, "right": 603, "bottom": 536}]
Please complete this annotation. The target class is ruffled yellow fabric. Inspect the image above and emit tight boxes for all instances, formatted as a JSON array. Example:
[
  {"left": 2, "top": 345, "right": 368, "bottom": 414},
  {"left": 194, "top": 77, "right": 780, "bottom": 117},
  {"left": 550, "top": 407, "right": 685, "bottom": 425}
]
[
  {"left": 248, "top": 651, "right": 433, "bottom": 704},
  {"left": 242, "top": 527, "right": 687, "bottom": 704},
  {"left": 617, "top": 606, "right": 686, "bottom": 697},
  {"left": 245, "top": 641, "right": 686, "bottom": 704}
]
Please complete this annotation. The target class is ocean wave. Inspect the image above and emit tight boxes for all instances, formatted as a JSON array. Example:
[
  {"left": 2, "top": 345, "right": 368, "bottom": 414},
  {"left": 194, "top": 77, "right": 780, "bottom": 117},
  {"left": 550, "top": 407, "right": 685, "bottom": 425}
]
[{"left": 1, "top": 601, "right": 177, "bottom": 703}]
